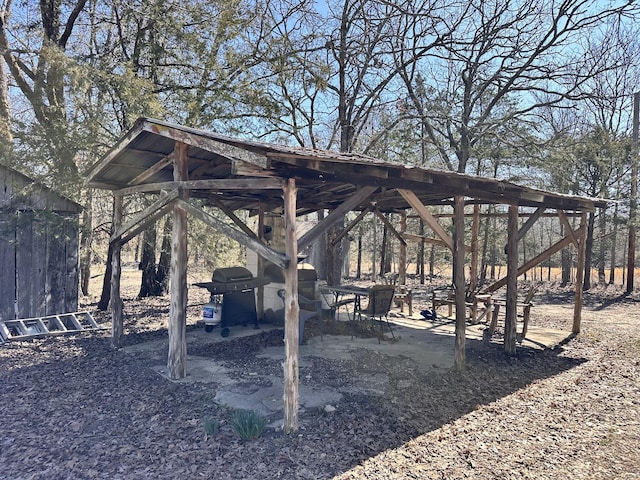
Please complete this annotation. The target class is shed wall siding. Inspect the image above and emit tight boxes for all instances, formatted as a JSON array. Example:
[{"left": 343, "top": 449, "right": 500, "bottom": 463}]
[{"left": 0, "top": 211, "right": 79, "bottom": 320}]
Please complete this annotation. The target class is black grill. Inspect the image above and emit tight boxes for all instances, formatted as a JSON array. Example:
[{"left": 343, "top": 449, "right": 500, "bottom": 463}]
[{"left": 195, "top": 267, "right": 269, "bottom": 333}]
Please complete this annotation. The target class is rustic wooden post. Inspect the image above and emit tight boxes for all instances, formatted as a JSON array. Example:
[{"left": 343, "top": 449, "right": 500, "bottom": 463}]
[
  {"left": 256, "top": 204, "right": 265, "bottom": 321},
  {"left": 453, "top": 196, "right": 466, "bottom": 371},
  {"left": 573, "top": 212, "right": 587, "bottom": 333},
  {"left": 505, "top": 204, "right": 519, "bottom": 354},
  {"left": 399, "top": 211, "right": 407, "bottom": 284},
  {"left": 283, "top": 178, "right": 300, "bottom": 433},
  {"left": 168, "top": 141, "right": 189, "bottom": 380},
  {"left": 110, "top": 194, "right": 123, "bottom": 348}
]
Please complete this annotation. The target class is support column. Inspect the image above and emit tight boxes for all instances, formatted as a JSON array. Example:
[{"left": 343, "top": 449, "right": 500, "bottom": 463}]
[
  {"left": 110, "top": 194, "right": 123, "bottom": 348},
  {"left": 505, "top": 204, "right": 519, "bottom": 354},
  {"left": 256, "top": 204, "right": 266, "bottom": 321},
  {"left": 168, "top": 142, "right": 189, "bottom": 380},
  {"left": 573, "top": 212, "right": 587, "bottom": 333},
  {"left": 283, "top": 178, "right": 299, "bottom": 433},
  {"left": 453, "top": 196, "right": 466, "bottom": 371}
]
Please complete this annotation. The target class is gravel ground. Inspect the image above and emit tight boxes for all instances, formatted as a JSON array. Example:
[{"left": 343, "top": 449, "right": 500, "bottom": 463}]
[{"left": 1, "top": 283, "right": 639, "bottom": 479}]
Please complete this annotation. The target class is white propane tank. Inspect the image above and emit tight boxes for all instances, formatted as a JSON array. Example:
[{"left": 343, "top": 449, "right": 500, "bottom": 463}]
[{"left": 203, "top": 301, "right": 222, "bottom": 332}]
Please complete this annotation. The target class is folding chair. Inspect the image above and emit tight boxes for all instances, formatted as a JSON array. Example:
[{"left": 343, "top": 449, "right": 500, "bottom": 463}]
[{"left": 355, "top": 285, "right": 396, "bottom": 343}]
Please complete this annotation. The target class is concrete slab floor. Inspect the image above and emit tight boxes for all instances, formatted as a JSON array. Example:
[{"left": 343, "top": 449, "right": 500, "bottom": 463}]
[{"left": 124, "top": 314, "right": 572, "bottom": 422}]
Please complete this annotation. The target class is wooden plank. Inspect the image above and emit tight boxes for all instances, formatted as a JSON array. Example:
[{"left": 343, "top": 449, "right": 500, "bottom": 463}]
[
  {"left": 115, "top": 178, "right": 283, "bottom": 196},
  {"left": 453, "top": 196, "right": 466, "bottom": 371},
  {"left": 256, "top": 204, "right": 266, "bottom": 321},
  {"left": 573, "top": 213, "right": 587, "bottom": 333},
  {"left": 0, "top": 214, "right": 16, "bottom": 320},
  {"left": 46, "top": 215, "right": 65, "bottom": 316},
  {"left": 142, "top": 120, "right": 268, "bottom": 168},
  {"left": 505, "top": 205, "right": 519, "bottom": 355},
  {"left": 128, "top": 152, "right": 175, "bottom": 186},
  {"left": 64, "top": 217, "right": 80, "bottom": 314},
  {"left": 120, "top": 204, "right": 173, "bottom": 246},
  {"left": 398, "top": 189, "right": 454, "bottom": 251},
  {"left": 168, "top": 142, "right": 189, "bottom": 380},
  {"left": 111, "top": 190, "right": 179, "bottom": 242},
  {"left": 17, "top": 212, "right": 47, "bottom": 318},
  {"left": 111, "top": 195, "right": 124, "bottom": 348},
  {"left": 177, "top": 199, "right": 287, "bottom": 269},
  {"left": 282, "top": 178, "right": 300, "bottom": 434},
  {"left": 298, "top": 186, "right": 377, "bottom": 252}
]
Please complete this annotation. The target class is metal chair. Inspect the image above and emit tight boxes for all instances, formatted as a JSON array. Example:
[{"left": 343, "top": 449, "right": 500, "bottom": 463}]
[
  {"left": 277, "top": 289, "right": 323, "bottom": 344},
  {"left": 355, "top": 285, "right": 396, "bottom": 342}
]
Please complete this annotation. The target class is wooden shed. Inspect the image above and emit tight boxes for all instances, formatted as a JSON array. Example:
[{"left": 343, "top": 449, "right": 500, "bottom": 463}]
[
  {"left": 85, "top": 117, "right": 607, "bottom": 433},
  {"left": 0, "top": 165, "right": 82, "bottom": 320}
]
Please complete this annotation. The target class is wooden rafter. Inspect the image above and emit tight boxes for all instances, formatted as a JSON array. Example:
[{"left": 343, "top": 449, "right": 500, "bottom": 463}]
[
  {"left": 141, "top": 120, "right": 267, "bottom": 168},
  {"left": 128, "top": 152, "right": 175, "bottom": 186},
  {"left": 115, "top": 178, "right": 283, "bottom": 196}
]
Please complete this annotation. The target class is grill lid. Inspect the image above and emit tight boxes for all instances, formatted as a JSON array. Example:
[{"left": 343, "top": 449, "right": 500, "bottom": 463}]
[{"left": 212, "top": 267, "right": 253, "bottom": 283}]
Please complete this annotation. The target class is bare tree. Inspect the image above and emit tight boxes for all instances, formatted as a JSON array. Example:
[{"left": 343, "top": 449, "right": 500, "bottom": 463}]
[{"left": 399, "top": 0, "right": 639, "bottom": 174}]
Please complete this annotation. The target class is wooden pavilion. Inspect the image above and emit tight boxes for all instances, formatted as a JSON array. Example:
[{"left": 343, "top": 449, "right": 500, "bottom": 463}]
[{"left": 85, "top": 117, "right": 606, "bottom": 433}]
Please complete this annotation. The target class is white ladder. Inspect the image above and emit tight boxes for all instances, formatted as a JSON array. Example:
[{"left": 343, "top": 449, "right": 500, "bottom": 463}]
[{"left": 0, "top": 311, "right": 106, "bottom": 342}]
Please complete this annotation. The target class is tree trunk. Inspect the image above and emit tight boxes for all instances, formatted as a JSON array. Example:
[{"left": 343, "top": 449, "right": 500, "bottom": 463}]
[
  {"left": 379, "top": 220, "right": 388, "bottom": 277},
  {"left": 154, "top": 215, "right": 172, "bottom": 295},
  {"left": 97, "top": 242, "right": 113, "bottom": 311},
  {"left": 627, "top": 91, "right": 639, "bottom": 293},
  {"left": 561, "top": 222, "right": 572, "bottom": 286},
  {"left": 138, "top": 224, "right": 158, "bottom": 298},
  {"left": 583, "top": 211, "right": 595, "bottom": 290},
  {"left": 597, "top": 208, "right": 606, "bottom": 284},
  {"left": 609, "top": 199, "right": 619, "bottom": 285},
  {"left": 79, "top": 193, "right": 93, "bottom": 296},
  {"left": 0, "top": 53, "right": 12, "bottom": 154},
  {"left": 97, "top": 198, "right": 117, "bottom": 311}
]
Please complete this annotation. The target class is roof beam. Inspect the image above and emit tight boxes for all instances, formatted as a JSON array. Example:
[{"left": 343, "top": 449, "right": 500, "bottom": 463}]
[
  {"left": 114, "top": 178, "right": 283, "bottom": 196},
  {"left": 128, "top": 152, "right": 175, "bottom": 186}
]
